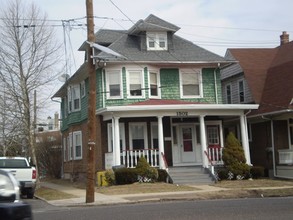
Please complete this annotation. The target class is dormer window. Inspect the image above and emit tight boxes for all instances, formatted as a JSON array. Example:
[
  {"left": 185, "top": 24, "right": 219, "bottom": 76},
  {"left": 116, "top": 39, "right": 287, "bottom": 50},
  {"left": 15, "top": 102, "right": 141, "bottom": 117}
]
[{"left": 147, "top": 32, "right": 168, "bottom": 51}]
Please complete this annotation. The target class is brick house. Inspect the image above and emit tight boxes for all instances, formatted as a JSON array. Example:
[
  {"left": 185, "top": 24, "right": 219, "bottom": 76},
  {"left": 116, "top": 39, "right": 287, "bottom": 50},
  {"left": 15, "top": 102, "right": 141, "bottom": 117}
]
[
  {"left": 221, "top": 32, "right": 293, "bottom": 178},
  {"left": 53, "top": 14, "right": 258, "bottom": 182}
]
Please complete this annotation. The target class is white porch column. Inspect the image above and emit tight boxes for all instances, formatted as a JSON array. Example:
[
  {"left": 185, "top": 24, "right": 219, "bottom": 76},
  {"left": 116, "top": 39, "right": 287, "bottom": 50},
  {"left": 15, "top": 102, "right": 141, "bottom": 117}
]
[
  {"left": 240, "top": 114, "right": 251, "bottom": 165},
  {"left": 113, "top": 116, "right": 121, "bottom": 166},
  {"left": 200, "top": 115, "right": 208, "bottom": 168},
  {"left": 157, "top": 116, "right": 165, "bottom": 169}
]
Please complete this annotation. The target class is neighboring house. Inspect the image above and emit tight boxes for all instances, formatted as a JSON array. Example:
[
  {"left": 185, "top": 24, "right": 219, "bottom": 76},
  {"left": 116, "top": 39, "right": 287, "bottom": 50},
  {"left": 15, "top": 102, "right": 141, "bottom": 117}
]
[
  {"left": 221, "top": 31, "right": 293, "bottom": 178},
  {"left": 53, "top": 14, "right": 257, "bottom": 181}
]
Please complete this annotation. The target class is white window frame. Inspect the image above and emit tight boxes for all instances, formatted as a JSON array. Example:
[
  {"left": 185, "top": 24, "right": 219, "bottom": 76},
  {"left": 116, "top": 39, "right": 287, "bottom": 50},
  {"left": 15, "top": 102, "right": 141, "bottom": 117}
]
[
  {"left": 146, "top": 32, "right": 168, "bottom": 51},
  {"left": 127, "top": 69, "right": 145, "bottom": 98},
  {"left": 107, "top": 123, "right": 126, "bottom": 153},
  {"left": 73, "top": 131, "right": 82, "bottom": 160},
  {"left": 180, "top": 68, "right": 202, "bottom": 98},
  {"left": 68, "top": 133, "right": 73, "bottom": 160},
  {"left": 238, "top": 80, "right": 245, "bottom": 103},
  {"left": 129, "top": 122, "right": 148, "bottom": 150},
  {"left": 67, "top": 85, "right": 81, "bottom": 112},
  {"left": 149, "top": 70, "right": 161, "bottom": 98},
  {"left": 226, "top": 83, "right": 232, "bottom": 104},
  {"left": 106, "top": 69, "right": 123, "bottom": 99}
]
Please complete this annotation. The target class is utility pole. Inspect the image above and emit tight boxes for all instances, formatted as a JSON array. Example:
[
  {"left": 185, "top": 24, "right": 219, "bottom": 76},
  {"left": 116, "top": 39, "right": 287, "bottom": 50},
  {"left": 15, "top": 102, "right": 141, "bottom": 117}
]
[{"left": 85, "top": 0, "right": 96, "bottom": 203}]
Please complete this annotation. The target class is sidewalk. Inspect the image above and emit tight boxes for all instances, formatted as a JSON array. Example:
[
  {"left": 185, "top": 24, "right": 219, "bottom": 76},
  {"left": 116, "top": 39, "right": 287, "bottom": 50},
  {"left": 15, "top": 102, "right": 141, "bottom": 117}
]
[
  {"left": 38, "top": 181, "right": 293, "bottom": 207},
  {"left": 38, "top": 182, "right": 227, "bottom": 207}
]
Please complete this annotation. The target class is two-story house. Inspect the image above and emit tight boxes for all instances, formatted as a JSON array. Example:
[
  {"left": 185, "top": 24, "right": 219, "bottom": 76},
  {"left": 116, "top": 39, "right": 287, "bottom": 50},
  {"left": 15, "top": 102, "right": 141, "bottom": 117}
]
[
  {"left": 53, "top": 14, "right": 258, "bottom": 182},
  {"left": 221, "top": 32, "right": 293, "bottom": 179}
]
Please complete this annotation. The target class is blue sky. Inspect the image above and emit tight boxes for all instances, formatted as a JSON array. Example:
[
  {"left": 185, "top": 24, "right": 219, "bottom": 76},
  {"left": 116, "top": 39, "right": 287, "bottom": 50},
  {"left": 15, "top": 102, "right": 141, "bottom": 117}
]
[{"left": 2, "top": 0, "right": 293, "bottom": 116}]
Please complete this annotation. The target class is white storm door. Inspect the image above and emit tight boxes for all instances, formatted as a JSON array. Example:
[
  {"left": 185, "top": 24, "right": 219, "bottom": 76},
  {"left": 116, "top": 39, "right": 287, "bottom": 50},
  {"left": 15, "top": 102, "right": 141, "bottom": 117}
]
[{"left": 179, "top": 125, "right": 196, "bottom": 163}]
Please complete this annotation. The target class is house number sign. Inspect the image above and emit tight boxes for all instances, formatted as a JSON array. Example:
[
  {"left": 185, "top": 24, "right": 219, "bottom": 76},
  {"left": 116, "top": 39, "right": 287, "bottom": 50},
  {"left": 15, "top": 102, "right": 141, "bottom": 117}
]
[{"left": 176, "top": 111, "right": 188, "bottom": 117}]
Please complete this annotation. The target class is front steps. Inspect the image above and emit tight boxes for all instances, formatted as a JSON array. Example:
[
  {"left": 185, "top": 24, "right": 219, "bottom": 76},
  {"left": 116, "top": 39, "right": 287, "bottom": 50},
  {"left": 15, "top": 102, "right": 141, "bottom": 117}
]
[{"left": 168, "top": 166, "right": 215, "bottom": 185}]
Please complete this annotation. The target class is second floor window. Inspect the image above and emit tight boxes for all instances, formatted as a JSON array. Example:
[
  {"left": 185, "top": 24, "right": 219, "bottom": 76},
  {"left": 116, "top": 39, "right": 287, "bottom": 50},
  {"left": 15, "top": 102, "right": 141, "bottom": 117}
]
[
  {"left": 67, "top": 85, "right": 81, "bottom": 112},
  {"left": 238, "top": 80, "right": 245, "bottom": 103},
  {"left": 127, "top": 70, "right": 144, "bottom": 98},
  {"left": 226, "top": 84, "right": 232, "bottom": 104},
  {"left": 106, "top": 70, "right": 122, "bottom": 99},
  {"left": 149, "top": 71, "right": 160, "bottom": 98},
  {"left": 180, "top": 69, "right": 202, "bottom": 98}
]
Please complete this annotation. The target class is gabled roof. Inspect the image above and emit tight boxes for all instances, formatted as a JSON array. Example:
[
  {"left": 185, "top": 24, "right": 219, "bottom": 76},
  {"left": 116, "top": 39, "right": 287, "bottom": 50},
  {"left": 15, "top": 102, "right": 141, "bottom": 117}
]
[
  {"left": 128, "top": 14, "right": 180, "bottom": 34},
  {"left": 225, "top": 39, "right": 293, "bottom": 116},
  {"left": 226, "top": 48, "right": 277, "bottom": 103},
  {"left": 255, "top": 41, "right": 293, "bottom": 115}
]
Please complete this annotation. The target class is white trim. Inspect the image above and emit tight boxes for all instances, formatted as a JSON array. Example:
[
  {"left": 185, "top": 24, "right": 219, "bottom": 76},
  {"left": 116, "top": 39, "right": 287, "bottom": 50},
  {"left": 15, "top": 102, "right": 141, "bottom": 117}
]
[
  {"left": 73, "top": 131, "right": 82, "bottom": 160},
  {"left": 148, "top": 69, "right": 161, "bottom": 99},
  {"left": 126, "top": 69, "right": 145, "bottom": 99},
  {"left": 179, "top": 68, "right": 203, "bottom": 98},
  {"left": 146, "top": 32, "right": 168, "bottom": 51},
  {"left": 105, "top": 69, "right": 123, "bottom": 99},
  {"left": 107, "top": 123, "right": 126, "bottom": 152},
  {"left": 68, "top": 133, "right": 73, "bottom": 160},
  {"left": 80, "top": 81, "right": 86, "bottom": 98},
  {"left": 63, "top": 137, "right": 67, "bottom": 162}
]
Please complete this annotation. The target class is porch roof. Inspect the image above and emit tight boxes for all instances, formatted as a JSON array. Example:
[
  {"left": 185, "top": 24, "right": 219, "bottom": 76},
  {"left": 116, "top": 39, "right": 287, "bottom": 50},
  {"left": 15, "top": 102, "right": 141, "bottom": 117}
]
[{"left": 96, "top": 100, "right": 259, "bottom": 121}]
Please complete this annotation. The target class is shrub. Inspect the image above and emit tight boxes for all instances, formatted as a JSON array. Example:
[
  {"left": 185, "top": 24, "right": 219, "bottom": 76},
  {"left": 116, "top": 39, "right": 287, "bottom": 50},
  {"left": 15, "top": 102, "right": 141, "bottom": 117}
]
[
  {"left": 135, "top": 157, "right": 158, "bottom": 182},
  {"left": 216, "top": 168, "right": 229, "bottom": 180},
  {"left": 104, "top": 169, "right": 115, "bottom": 185},
  {"left": 157, "top": 169, "right": 169, "bottom": 182},
  {"left": 222, "top": 132, "right": 251, "bottom": 179},
  {"left": 250, "top": 166, "right": 265, "bottom": 179},
  {"left": 114, "top": 167, "right": 137, "bottom": 185}
]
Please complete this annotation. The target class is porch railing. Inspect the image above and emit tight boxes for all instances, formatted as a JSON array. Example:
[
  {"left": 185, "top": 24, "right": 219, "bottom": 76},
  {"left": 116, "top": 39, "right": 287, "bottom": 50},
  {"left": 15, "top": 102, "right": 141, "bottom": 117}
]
[
  {"left": 121, "top": 148, "right": 159, "bottom": 168},
  {"left": 279, "top": 149, "right": 293, "bottom": 164},
  {"left": 207, "top": 146, "right": 223, "bottom": 165}
]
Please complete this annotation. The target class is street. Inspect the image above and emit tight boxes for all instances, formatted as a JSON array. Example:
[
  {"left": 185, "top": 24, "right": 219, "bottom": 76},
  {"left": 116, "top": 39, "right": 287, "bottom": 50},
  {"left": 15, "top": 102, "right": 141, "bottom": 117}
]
[{"left": 29, "top": 197, "right": 293, "bottom": 220}]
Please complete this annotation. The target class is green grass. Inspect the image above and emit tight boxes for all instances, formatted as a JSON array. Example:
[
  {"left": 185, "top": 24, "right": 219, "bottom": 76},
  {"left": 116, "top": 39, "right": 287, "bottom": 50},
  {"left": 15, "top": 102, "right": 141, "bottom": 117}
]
[{"left": 35, "top": 187, "right": 78, "bottom": 200}]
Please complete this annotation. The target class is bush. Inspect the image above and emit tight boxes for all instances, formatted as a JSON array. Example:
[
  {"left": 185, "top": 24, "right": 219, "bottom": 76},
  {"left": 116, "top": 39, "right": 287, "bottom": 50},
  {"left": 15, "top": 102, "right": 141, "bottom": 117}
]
[
  {"left": 216, "top": 168, "right": 229, "bottom": 180},
  {"left": 104, "top": 169, "right": 115, "bottom": 185},
  {"left": 136, "top": 157, "right": 158, "bottom": 182},
  {"left": 157, "top": 169, "right": 169, "bottom": 182},
  {"left": 114, "top": 167, "right": 137, "bottom": 185},
  {"left": 222, "top": 132, "right": 251, "bottom": 179},
  {"left": 250, "top": 166, "right": 265, "bottom": 179}
]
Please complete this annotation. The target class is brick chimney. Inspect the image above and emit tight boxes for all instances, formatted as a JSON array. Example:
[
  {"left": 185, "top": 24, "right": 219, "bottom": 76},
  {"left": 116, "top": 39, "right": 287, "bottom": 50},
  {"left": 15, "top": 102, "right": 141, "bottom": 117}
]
[{"left": 280, "top": 31, "right": 289, "bottom": 45}]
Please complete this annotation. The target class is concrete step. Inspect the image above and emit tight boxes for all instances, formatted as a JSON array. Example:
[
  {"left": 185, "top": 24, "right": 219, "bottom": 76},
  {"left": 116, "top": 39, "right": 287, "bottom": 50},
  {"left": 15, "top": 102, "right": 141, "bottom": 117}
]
[{"left": 168, "top": 166, "right": 214, "bottom": 185}]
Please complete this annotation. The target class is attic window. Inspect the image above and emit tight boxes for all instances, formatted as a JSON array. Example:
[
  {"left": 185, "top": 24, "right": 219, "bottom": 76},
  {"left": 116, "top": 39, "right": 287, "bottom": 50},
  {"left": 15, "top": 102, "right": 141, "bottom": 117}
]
[{"left": 147, "top": 32, "right": 167, "bottom": 51}]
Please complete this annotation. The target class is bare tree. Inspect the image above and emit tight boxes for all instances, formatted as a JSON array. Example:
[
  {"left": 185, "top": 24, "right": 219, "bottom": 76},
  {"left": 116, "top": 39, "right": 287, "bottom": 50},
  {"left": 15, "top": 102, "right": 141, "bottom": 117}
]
[{"left": 0, "top": 0, "right": 63, "bottom": 169}]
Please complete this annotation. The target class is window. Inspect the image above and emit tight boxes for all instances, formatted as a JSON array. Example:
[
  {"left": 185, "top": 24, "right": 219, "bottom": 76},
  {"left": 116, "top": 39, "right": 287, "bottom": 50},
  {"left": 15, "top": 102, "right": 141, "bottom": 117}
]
[
  {"left": 73, "top": 131, "right": 82, "bottom": 160},
  {"left": 107, "top": 123, "right": 125, "bottom": 152},
  {"left": 226, "top": 84, "right": 232, "bottom": 104},
  {"left": 180, "top": 69, "right": 202, "bottom": 98},
  {"left": 238, "top": 80, "right": 245, "bottom": 103},
  {"left": 151, "top": 123, "right": 158, "bottom": 149},
  {"left": 127, "top": 70, "right": 144, "bottom": 98},
  {"left": 67, "top": 85, "right": 81, "bottom": 112},
  {"left": 147, "top": 32, "right": 168, "bottom": 51},
  {"left": 129, "top": 123, "right": 147, "bottom": 150},
  {"left": 106, "top": 70, "right": 122, "bottom": 99},
  {"left": 149, "top": 71, "right": 160, "bottom": 98},
  {"left": 207, "top": 126, "right": 219, "bottom": 145},
  {"left": 81, "top": 81, "right": 86, "bottom": 98},
  {"left": 68, "top": 133, "right": 73, "bottom": 160}
]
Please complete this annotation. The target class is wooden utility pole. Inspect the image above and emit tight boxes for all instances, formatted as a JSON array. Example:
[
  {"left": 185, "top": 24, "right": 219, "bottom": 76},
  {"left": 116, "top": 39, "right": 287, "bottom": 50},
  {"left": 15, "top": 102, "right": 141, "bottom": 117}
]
[{"left": 85, "top": 0, "right": 96, "bottom": 203}]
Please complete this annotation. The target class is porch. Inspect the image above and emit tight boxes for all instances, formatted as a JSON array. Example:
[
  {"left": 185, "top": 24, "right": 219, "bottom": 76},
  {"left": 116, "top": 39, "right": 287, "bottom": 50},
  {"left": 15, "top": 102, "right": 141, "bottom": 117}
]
[{"left": 105, "top": 146, "right": 223, "bottom": 169}]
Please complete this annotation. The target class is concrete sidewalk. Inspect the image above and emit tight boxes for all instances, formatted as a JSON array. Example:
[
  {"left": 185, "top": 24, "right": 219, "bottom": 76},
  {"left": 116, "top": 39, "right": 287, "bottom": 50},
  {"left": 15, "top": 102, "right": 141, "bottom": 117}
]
[
  {"left": 38, "top": 182, "right": 226, "bottom": 207},
  {"left": 38, "top": 181, "right": 293, "bottom": 207}
]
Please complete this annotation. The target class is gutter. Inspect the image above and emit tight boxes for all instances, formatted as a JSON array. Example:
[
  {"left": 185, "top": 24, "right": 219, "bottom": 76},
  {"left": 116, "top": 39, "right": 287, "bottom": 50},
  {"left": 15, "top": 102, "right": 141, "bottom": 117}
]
[{"left": 248, "top": 109, "right": 293, "bottom": 119}]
